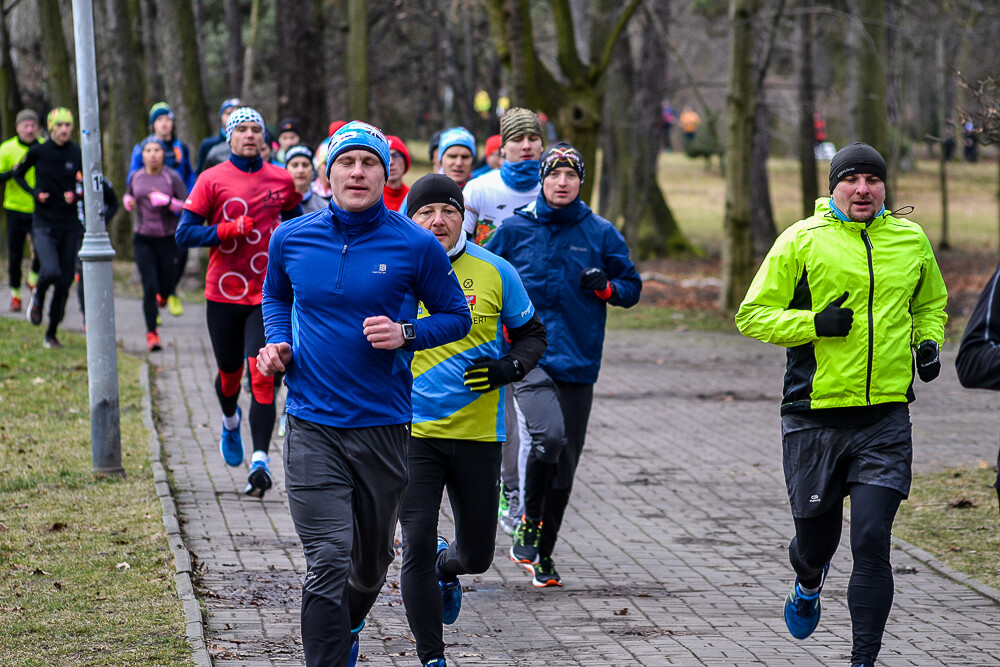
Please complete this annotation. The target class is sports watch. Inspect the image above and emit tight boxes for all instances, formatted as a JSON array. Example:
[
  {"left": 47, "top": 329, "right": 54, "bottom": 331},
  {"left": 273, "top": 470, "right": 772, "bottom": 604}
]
[{"left": 399, "top": 321, "right": 416, "bottom": 349}]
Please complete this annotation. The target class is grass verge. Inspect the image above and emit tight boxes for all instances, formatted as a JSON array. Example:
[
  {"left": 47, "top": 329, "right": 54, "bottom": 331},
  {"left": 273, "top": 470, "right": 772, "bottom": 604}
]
[
  {"left": 0, "top": 317, "right": 190, "bottom": 666},
  {"left": 894, "top": 465, "right": 1000, "bottom": 592}
]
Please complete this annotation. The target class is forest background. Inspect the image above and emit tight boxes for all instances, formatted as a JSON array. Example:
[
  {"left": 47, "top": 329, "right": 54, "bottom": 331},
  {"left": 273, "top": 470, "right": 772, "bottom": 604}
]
[{"left": 0, "top": 0, "right": 998, "bottom": 311}]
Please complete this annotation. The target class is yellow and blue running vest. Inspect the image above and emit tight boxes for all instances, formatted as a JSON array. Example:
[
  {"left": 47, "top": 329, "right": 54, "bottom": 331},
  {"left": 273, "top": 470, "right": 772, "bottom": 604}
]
[{"left": 411, "top": 242, "right": 534, "bottom": 442}]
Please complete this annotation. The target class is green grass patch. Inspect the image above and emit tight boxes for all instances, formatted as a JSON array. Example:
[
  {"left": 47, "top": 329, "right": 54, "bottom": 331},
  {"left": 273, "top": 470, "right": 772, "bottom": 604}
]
[
  {"left": 0, "top": 318, "right": 190, "bottom": 666},
  {"left": 894, "top": 466, "right": 1000, "bottom": 592}
]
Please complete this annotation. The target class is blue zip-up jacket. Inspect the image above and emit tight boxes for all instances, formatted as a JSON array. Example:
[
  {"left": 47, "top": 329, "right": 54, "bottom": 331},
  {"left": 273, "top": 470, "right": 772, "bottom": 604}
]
[
  {"left": 263, "top": 198, "right": 472, "bottom": 428},
  {"left": 487, "top": 194, "right": 642, "bottom": 384},
  {"left": 129, "top": 135, "right": 195, "bottom": 191}
]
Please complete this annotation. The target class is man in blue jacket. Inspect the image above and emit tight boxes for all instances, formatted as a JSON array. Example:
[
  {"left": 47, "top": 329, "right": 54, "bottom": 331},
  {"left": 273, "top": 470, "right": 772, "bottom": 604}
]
[
  {"left": 487, "top": 142, "right": 642, "bottom": 586},
  {"left": 256, "top": 121, "right": 471, "bottom": 667}
]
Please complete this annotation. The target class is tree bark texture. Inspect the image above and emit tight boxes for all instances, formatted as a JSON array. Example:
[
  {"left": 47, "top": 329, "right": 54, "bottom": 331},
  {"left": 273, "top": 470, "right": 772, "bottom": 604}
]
[
  {"left": 240, "top": 0, "right": 262, "bottom": 103},
  {"left": 750, "top": 98, "right": 776, "bottom": 256},
  {"left": 346, "top": 0, "right": 370, "bottom": 119},
  {"left": 0, "top": 10, "right": 23, "bottom": 139},
  {"left": 598, "top": 4, "right": 692, "bottom": 258},
  {"left": 797, "top": 9, "right": 818, "bottom": 218},
  {"left": 852, "top": 1, "right": 889, "bottom": 173},
  {"left": 721, "top": 0, "right": 758, "bottom": 312},
  {"left": 153, "top": 0, "right": 210, "bottom": 147},
  {"left": 224, "top": 0, "right": 243, "bottom": 96},
  {"left": 38, "top": 0, "right": 75, "bottom": 113},
  {"left": 277, "top": 0, "right": 325, "bottom": 143}
]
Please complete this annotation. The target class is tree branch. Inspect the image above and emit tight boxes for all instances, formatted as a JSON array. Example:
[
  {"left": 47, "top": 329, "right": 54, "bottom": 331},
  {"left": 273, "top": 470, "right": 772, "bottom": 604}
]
[
  {"left": 591, "top": 0, "right": 644, "bottom": 82},
  {"left": 548, "top": 0, "right": 586, "bottom": 83},
  {"left": 753, "top": 0, "right": 786, "bottom": 92}
]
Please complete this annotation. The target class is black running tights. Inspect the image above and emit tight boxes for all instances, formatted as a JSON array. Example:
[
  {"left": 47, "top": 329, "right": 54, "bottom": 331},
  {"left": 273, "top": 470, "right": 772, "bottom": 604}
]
[
  {"left": 788, "top": 483, "right": 903, "bottom": 667},
  {"left": 205, "top": 300, "right": 276, "bottom": 454}
]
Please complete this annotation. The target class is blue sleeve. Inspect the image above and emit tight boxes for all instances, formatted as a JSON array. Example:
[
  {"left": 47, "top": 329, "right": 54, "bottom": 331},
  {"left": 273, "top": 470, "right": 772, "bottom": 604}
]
[
  {"left": 398, "top": 196, "right": 408, "bottom": 217},
  {"left": 128, "top": 143, "right": 143, "bottom": 175},
  {"left": 410, "top": 236, "right": 472, "bottom": 350},
  {"left": 281, "top": 204, "right": 304, "bottom": 221},
  {"left": 179, "top": 144, "right": 195, "bottom": 191},
  {"left": 603, "top": 225, "right": 642, "bottom": 308},
  {"left": 484, "top": 224, "right": 507, "bottom": 258},
  {"left": 497, "top": 257, "right": 534, "bottom": 328},
  {"left": 175, "top": 209, "right": 218, "bottom": 247},
  {"left": 956, "top": 262, "right": 1000, "bottom": 389},
  {"left": 262, "top": 230, "right": 294, "bottom": 349}
]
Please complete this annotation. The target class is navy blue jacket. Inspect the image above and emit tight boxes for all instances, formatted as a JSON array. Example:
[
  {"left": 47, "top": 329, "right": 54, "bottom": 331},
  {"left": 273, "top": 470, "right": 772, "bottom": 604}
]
[
  {"left": 263, "top": 199, "right": 472, "bottom": 428},
  {"left": 487, "top": 195, "right": 641, "bottom": 383}
]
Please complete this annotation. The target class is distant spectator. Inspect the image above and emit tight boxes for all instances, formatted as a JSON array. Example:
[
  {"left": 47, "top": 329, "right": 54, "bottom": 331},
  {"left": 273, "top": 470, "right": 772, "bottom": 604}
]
[
  {"left": 963, "top": 122, "right": 977, "bottom": 163},
  {"left": 679, "top": 106, "right": 701, "bottom": 148},
  {"left": 660, "top": 100, "right": 677, "bottom": 152}
]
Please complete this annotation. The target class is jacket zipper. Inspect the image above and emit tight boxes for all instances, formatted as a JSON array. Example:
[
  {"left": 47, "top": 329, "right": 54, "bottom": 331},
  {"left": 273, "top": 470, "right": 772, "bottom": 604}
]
[
  {"left": 335, "top": 241, "right": 348, "bottom": 293},
  {"left": 861, "top": 229, "right": 874, "bottom": 405}
]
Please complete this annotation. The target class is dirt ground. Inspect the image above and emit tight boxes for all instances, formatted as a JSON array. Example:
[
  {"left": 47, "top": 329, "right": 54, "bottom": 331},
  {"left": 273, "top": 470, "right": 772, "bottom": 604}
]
[{"left": 637, "top": 250, "right": 998, "bottom": 328}]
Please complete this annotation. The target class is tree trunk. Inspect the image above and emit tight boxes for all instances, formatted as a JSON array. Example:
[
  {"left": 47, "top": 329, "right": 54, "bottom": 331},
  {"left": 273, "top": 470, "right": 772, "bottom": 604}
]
[
  {"left": 852, "top": 1, "right": 889, "bottom": 175},
  {"left": 599, "top": 4, "right": 692, "bottom": 258},
  {"left": 153, "top": 0, "right": 210, "bottom": 147},
  {"left": 139, "top": 0, "right": 161, "bottom": 104},
  {"left": 346, "top": 0, "right": 369, "bottom": 119},
  {"left": 797, "top": 9, "right": 818, "bottom": 218},
  {"left": 721, "top": 0, "right": 758, "bottom": 312},
  {"left": 98, "top": 0, "right": 147, "bottom": 258},
  {"left": 240, "top": 0, "right": 262, "bottom": 103},
  {"left": 0, "top": 9, "right": 23, "bottom": 139},
  {"left": 224, "top": 0, "right": 242, "bottom": 95},
  {"left": 936, "top": 28, "right": 950, "bottom": 251},
  {"left": 277, "top": 0, "right": 325, "bottom": 143},
  {"left": 38, "top": 0, "right": 75, "bottom": 112},
  {"left": 750, "top": 98, "right": 776, "bottom": 256}
]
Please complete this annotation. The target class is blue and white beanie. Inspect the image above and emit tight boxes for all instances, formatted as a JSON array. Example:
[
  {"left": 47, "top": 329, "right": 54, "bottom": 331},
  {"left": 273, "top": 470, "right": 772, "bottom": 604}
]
[
  {"left": 225, "top": 107, "right": 265, "bottom": 143},
  {"left": 326, "top": 121, "right": 390, "bottom": 179},
  {"left": 438, "top": 126, "right": 477, "bottom": 160}
]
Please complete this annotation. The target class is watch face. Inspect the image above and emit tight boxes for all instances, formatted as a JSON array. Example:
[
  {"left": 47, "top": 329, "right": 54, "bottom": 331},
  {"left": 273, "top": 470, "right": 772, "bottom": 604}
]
[{"left": 402, "top": 323, "right": 416, "bottom": 339}]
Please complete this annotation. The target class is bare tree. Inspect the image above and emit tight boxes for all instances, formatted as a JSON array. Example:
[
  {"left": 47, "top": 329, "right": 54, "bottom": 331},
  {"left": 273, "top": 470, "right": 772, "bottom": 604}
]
[
  {"left": 38, "top": 0, "right": 75, "bottom": 112},
  {"left": 347, "top": 0, "right": 369, "bottom": 119},
  {"left": 153, "top": 0, "right": 210, "bottom": 146},
  {"left": 0, "top": 6, "right": 23, "bottom": 138},
  {"left": 277, "top": 0, "right": 326, "bottom": 142},
  {"left": 797, "top": 8, "right": 818, "bottom": 218},
  {"left": 224, "top": 0, "right": 242, "bottom": 95},
  {"left": 721, "top": 0, "right": 759, "bottom": 311},
  {"left": 485, "top": 0, "right": 643, "bottom": 203},
  {"left": 599, "top": 3, "right": 693, "bottom": 258}
]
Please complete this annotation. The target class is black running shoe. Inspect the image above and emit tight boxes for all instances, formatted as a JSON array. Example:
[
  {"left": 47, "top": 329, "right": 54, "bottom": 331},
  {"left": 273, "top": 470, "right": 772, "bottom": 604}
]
[
  {"left": 27, "top": 293, "right": 42, "bottom": 326},
  {"left": 530, "top": 556, "right": 562, "bottom": 587},
  {"left": 43, "top": 336, "right": 63, "bottom": 349},
  {"left": 510, "top": 517, "right": 541, "bottom": 564}
]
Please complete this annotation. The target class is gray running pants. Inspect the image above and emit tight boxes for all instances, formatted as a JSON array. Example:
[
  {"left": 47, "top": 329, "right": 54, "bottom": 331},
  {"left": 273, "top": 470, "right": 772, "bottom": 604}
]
[{"left": 284, "top": 415, "right": 409, "bottom": 667}]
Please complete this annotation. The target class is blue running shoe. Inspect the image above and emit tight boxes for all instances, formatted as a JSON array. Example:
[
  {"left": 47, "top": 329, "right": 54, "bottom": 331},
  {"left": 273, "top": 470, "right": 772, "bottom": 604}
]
[
  {"left": 784, "top": 564, "right": 829, "bottom": 640},
  {"left": 424, "top": 660, "right": 447, "bottom": 666},
  {"left": 348, "top": 620, "right": 364, "bottom": 666},
  {"left": 437, "top": 536, "right": 462, "bottom": 625},
  {"left": 244, "top": 457, "right": 272, "bottom": 497},
  {"left": 219, "top": 406, "right": 244, "bottom": 467}
]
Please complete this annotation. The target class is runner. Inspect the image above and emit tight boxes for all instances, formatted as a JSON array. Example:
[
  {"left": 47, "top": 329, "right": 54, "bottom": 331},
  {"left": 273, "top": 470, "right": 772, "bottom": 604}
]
[
  {"left": 11, "top": 108, "right": 82, "bottom": 349},
  {"left": 488, "top": 143, "right": 642, "bottom": 586},
  {"left": 470, "top": 133, "right": 502, "bottom": 180},
  {"left": 382, "top": 135, "right": 410, "bottom": 212},
  {"left": 399, "top": 174, "right": 546, "bottom": 666},
  {"left": 462, "top": 107, "right": 546, "bottom": 534},
  {"left": 284, "top": 145, "right": 327, "bottom": 213},
  {"left": 275, "top": 118, "right": 301, "bottom": 164},
  {"left": 736, "top": 143, "right": 948, "bottom": 667},
  {"left": 0, "top": 109, "right": 43, "bottom": 312},
  {"left": 175, "top": 106, "right": 303, "bottom": 497},
  {"left": 437, "top": 126, "right": 476, "bottom": 188},
  {"left": 257, "top": 121, "right": 471, "bottom": 666},
  {"left": 124, "top": 138, "right": 188, "bottom": 351}
]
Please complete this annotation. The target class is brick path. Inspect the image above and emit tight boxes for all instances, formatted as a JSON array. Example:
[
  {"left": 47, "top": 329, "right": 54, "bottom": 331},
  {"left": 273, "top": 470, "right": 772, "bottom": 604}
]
[{"left": 106, "top": 297, "right": 1000, "bottom": 665}]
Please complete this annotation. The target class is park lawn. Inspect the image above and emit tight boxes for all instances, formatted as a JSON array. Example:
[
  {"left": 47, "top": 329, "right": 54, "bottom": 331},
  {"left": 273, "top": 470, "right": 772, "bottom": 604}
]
[
  {"left": 0, "top": 317, "right": 190, "bottom": 666},
  {"left": 893, "top": 466, "right": 1000, "bottom": 593}
]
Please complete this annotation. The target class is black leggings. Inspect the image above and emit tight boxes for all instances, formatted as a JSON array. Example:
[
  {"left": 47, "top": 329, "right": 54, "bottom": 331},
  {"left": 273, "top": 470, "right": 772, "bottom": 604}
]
[
  {"left": 133, "top": 233, "right": 178, "bottom": 332},
  {"left": 205, "top": 300, "right": 278, "bottom": 454},
  {"left": 32, "top": 224, "right": 82, "bottom": 338},
  {"left": 788, "top": 483, "right": 903, "bottom": 667},
  {"left": 6, "top": 209, "right": 37, "bottom": 289},
  {"left": 399, "top": 437, "right": 502, "bottom": 664},
  {"left": 516, "top": 369, "right": 594, "bottom": 559}
]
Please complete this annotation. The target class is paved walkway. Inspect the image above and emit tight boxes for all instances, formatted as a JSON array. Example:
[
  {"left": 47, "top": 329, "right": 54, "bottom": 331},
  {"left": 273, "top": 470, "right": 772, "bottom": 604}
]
[{"left": 71, "top": 294, "right": 1000, "bottom": 665}]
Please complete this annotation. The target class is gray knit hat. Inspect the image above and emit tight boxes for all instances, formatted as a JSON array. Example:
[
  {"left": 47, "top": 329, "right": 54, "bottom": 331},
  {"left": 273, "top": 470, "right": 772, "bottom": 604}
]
[{"left": 500, "top": 108, "right": 543, "bottom": 146}]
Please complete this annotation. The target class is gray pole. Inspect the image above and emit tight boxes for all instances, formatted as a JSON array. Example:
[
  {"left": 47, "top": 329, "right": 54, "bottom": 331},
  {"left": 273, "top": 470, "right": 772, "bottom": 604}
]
[{"left": 72, "top": 0, "right": 124, "bottom": 476}]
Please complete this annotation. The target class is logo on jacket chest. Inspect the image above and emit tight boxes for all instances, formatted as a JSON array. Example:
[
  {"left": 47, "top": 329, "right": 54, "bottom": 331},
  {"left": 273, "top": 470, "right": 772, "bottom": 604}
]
[{"left": 372, "top": 263, "right": 388, "bottom": 275}]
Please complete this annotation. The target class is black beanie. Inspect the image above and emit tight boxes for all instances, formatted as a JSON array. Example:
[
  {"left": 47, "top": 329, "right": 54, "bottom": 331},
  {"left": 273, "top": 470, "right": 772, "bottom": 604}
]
[
  {"left": 407, "top": 174, "right": 465, "bottom": 218},
  {"left": 829, "top": 142, "right": 887, "bottom": 193}
]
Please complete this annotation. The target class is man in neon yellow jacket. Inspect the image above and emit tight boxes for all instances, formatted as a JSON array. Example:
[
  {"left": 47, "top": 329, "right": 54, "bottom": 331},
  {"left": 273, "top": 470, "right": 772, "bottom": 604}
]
[{"left": 736, "top": 143, "right": 947, "bottom": 667}]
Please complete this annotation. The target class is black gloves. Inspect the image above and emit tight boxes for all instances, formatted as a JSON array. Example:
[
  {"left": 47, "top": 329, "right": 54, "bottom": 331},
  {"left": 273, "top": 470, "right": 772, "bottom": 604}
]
[
  {"left": 580, "top": 267, "right": 614, "bottom": 300},
  {"left": 814, "top": 291, "right": 853, "bottom": 337},
  {"left": 463, "top": 356, "right": 525, "bottom": 393},
  {"left": 580, "top": 267, "right": 608, "bottom": 290},
  {"left": 915, "top": 340, "right": 941, "bottom": 382}
]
